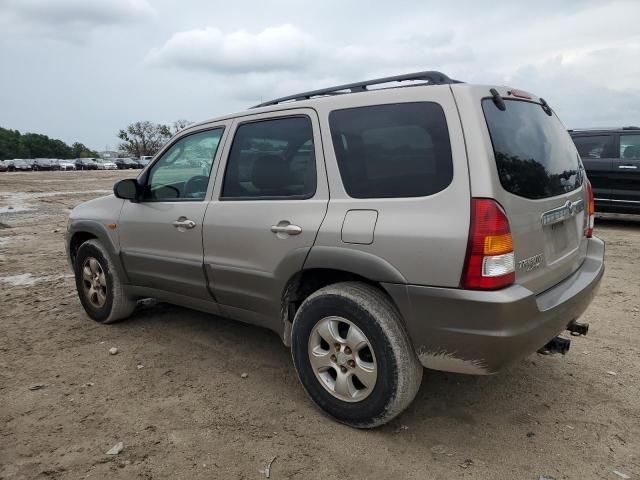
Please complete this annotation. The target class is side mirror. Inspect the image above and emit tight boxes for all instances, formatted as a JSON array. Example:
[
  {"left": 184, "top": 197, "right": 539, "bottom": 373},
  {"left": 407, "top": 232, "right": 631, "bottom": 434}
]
[{"left": 113, "top": 179, "right": 140, "bottom": 201}]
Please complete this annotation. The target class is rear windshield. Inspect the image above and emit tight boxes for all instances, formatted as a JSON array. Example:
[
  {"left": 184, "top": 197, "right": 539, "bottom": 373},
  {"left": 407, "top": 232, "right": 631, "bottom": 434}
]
[{"left": 482, "top": 99, "right": 582, "bottom": 199}]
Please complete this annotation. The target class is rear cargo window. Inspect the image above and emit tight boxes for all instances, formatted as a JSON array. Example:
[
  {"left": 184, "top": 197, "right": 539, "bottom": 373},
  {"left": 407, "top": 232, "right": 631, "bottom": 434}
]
[
  {"left": 329, "top": 102, "right": 453, "bottom": 198},
  {"left": 482, "top": 99, "right": 582, "bottom": 199}
]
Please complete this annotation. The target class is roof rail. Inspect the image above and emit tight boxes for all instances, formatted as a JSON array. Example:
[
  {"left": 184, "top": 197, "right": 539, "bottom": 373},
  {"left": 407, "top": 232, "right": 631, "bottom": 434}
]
[
  {"left": 569, "top": 126, "right": 640, "bottom": 133},
  {"left": 252, "top": 71, "right": 461, "bottom": 108}
]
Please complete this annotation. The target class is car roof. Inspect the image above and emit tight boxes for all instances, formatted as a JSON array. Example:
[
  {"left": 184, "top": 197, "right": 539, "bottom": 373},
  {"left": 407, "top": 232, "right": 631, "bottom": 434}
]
[
  {"left": 186, "top": 71, "right": 465, "bottom": 130},
  {"left": 171, "top": 71, "right": 554, "bottom": 143}
]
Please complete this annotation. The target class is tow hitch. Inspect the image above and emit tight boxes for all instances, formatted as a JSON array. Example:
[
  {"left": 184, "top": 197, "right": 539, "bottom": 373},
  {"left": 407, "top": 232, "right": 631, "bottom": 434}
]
[
  {"left": 538, "top": 336, "right": 571, "bottom": 355},
  {"left": 567, "top": 320, "right": 589, "bottom": 336}
]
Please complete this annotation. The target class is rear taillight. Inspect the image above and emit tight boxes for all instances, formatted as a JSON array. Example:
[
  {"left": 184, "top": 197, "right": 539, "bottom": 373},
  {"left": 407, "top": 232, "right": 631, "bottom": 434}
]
[
  {"left": 585, "top": 179, "right": 595, "bottom": 238},
  {"left": 461, "top": 198, "right": 515, "bottom": 290}
]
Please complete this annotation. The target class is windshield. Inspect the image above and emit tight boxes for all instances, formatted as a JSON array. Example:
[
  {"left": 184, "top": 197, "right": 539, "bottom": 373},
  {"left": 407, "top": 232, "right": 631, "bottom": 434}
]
[{"left": 482, "top": 99, "right": 582, "bottom": 199}]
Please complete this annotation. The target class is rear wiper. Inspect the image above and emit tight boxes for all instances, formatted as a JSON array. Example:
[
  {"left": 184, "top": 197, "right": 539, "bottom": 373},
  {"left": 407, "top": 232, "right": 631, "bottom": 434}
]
[
  {"left": 490, "top": 88, "right": 506, "bottom": 111},
  {"left": 539, "top": 97, "right": 553, "bottom": 116}
]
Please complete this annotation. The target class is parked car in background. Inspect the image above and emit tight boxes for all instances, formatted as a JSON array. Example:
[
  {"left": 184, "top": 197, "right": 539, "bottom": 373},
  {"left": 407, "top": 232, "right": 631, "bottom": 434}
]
[
  {"left": 96, "top": 159, "right": 118, "bottom": 170},
  {"left": 33, "top": 158, "right": 60, "bottom": 171},
  {"left": 9, "top": 159, "right": 32, "bottom": 171},
  {"left": 24, "top": 159, "right": 36, "bottom": 170},
  {"left": 115, "top": 158, "right": 137, "bottom": 169},
  {"left": 129, "top": 158, "right": 143, "bottom": 168},
  {"left": 570, "top": 126, "right": 640, "bottom": 214},
  {"left": 132, "top": 157, "right": 151, "bottom": 168},
  {"left": 58, "top": 159, "right": 77, "bottom": 171},
  {"left": 0, "top": 161, "right": 7, "bottom": 172},
  {"left": 75, "top": 158, "right": 98, "bottom": 170},
  {"left": 67, "top": 71, "right": 604, "bottom": 428}
]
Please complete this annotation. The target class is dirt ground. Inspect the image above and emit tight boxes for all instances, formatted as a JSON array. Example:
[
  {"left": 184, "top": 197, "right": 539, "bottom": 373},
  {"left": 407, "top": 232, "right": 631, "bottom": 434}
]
[{"left": 1, "top": 170, "right": 639, "bottom": 480}]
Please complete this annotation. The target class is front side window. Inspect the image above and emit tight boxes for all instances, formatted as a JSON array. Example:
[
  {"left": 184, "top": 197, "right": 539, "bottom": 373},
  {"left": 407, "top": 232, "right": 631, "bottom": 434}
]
[
  {"left": 221, "top": 116, "right": 316, "bottom": 199},
  {"left": 146, "top": 128, "right": 224, "bottom": 201},
  {"left": 483, "top": 99, "right": 582, "bottom": 199},
  {"left": 620, "top": 134, "right": 640, "bottom": 160},
  {"left": 329, "top": 102, "right": 453, "bottom": 198},
  {"left": 572, "top": 135, "right": 614, "bottom": 159}
]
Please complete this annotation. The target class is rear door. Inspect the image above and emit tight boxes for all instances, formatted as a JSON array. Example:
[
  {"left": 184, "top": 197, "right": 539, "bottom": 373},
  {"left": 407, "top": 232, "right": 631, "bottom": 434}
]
[
  {"left": 611, "top": 133, "right": 640, "bottom": 207},
  {"left": 571, "top": 133, "right": 615, "bottom": 207},
  {"left": 460, "top": 86, "right": 589, "bottom": 294},
  {"left": 203, "top": 109, "right": 329, "bottom": 328}
]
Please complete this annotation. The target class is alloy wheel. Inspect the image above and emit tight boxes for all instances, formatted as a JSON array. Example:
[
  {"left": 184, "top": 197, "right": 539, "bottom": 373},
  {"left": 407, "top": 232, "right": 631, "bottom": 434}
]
[
  {"left": 81, "top": 257, "right": 107, "bottom": 308},
  {"left": 308, "top": 316, "right": 377, "bottom": 402}
]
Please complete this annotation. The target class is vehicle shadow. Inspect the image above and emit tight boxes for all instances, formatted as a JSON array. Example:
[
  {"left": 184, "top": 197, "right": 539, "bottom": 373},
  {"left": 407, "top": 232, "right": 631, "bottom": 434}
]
[
  {"left": 595, "top": 212, "right": 640, "bottom": 230},
  {"left": 119, "top": 299, "right": 587, "bottom": 438}
]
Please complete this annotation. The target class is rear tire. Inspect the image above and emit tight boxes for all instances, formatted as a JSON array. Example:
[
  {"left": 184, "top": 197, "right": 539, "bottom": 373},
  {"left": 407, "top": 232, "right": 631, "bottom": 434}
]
[
  {"left": 291, "top": 282, "right": 422, "bottom": 428},
  {"left": 74, "top": 239, "right": 136, "bottom": 324}
]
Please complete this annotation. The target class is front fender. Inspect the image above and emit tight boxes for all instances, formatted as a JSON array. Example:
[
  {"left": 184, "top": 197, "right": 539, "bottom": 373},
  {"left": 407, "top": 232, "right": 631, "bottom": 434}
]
[
  {"left": 66, "top": 220, "right": 129, "bottom": 283},
  {"left": 66, "top": 195, "right": 127, "bottom": 281}
]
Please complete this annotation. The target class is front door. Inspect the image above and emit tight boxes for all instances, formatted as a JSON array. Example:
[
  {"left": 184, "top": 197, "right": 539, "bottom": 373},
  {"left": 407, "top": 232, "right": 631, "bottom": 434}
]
[
  {"left": 203, "top": 110, "right": 329, "bottom": 328},
  {"left": 118, "top": 126, "right": 227, "bottom": 300}
]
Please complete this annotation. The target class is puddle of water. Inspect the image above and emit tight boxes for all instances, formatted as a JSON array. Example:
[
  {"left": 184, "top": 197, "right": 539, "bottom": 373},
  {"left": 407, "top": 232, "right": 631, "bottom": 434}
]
[
  {"left": 0, "top": 235, "right": 30, "bottom": 247},
  {"left": 0, "top": 273, "right": 74, "bottom": 287},
  {"left": 1, "top": 273, "right": 37, "bottom": 286},
  {"left": 0, "top": 190, "right": 111, "bottom": 214}
]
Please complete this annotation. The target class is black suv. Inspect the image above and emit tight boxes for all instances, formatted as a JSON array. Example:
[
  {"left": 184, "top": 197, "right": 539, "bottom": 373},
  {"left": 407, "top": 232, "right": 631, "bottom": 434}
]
[{"left": 570, "top": 127, "right": 640, "bottom": 214}]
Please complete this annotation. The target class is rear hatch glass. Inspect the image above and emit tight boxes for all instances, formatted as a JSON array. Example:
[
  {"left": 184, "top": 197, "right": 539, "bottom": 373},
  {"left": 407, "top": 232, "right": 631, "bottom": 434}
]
[
  {"left": 482, "top": 98, "right": 588, "bottom": 294},
  {"left": 482, "top": 99, "right": 582, "bottom": 199}
]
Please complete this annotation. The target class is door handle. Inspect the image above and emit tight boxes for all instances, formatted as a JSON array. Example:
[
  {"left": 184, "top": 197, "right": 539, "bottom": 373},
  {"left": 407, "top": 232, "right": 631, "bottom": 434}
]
[
  {"left": 271, "top": 222, "right": 302, "bottom": 236},
  {"left": 172, "top": 218, "right": 196, "bottom": 229},
  {"left": 618, "top": 165, "right": 637, "bottom": 169}
]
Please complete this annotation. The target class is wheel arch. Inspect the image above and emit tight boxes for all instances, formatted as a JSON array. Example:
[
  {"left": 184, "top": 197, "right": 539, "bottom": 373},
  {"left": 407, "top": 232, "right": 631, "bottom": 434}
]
[
  {"left": 279, "top": 248, "right": 411, "bottom": 347},
  {"left": 68, "top": 220, "right": 128, "bottom": 282}
]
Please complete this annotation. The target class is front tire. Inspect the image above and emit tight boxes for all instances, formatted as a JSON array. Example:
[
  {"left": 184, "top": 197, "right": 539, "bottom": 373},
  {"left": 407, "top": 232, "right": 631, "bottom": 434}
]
[
  {"left": 291, "top": 282, "right": 422, "bottom": 428},
  {"left": 74, "top": 239, "right": 136, "bottom": 323}
]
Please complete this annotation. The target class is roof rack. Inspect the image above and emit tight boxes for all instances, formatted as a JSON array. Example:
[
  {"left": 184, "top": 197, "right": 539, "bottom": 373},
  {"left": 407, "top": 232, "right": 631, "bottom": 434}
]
[{"left": 252, "top": 71, "right": 460, "bottom": 108}]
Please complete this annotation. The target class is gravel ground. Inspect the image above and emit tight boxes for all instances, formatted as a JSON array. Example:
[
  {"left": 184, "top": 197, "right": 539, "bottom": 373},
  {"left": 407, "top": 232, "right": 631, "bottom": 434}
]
[{"left": 1, "top": 170, "right": 639, "bottom": 480}]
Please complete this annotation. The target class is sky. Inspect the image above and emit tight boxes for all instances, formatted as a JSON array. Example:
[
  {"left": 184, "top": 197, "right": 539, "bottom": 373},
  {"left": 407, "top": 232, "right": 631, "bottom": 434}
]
[{"left": 1, "top": 0, "right": 639, "bottom": 151}]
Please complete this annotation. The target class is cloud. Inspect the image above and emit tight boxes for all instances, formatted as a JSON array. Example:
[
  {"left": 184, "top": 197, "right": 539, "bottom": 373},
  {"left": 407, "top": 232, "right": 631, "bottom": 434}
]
[
  {"left": 505, "top": 47, "right": 640, "bottom": 128},
  {"left": 2, "top": 0, "right": 640, "bottom": 149},
  {"left": 146, "top": 24, "right": 316, "bottom": 74},
  {"left": 0, "top": 0, "right": 155, "bottom": 41}
]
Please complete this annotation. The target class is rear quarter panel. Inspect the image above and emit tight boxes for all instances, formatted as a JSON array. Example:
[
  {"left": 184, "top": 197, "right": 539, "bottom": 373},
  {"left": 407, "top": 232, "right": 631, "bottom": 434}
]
[{"left": 311, "top": 85, "right": 471, "bottom": 287}]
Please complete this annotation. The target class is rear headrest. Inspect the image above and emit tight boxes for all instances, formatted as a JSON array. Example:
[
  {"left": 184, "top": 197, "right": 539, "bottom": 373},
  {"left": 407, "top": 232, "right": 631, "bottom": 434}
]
[{"left": 251, "top": 153, "right": 289, "bottom": 191}]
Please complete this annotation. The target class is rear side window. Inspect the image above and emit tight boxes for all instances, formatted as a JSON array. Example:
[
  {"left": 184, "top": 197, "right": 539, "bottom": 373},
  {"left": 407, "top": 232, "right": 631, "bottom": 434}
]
[
  {"left": 482, "top": 99, "right": 582, "bottom": 200},
  {"left": 221, "top": 116, "right": 316, "bottom": 199},
  {"left": 572, "top": 135, "right": 614, "bottom": 159},
  {"left": 329, "top": 102, "right": 453, "bottom": 198},
  {"left": 620, "top": 134, "right": 640, "bottom": 159}
]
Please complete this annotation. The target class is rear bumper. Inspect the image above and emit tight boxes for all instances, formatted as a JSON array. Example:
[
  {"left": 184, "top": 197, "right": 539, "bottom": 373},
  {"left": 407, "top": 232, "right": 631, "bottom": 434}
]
[{"left": 386, "top": 236, "right": 605, "bottom": 375}]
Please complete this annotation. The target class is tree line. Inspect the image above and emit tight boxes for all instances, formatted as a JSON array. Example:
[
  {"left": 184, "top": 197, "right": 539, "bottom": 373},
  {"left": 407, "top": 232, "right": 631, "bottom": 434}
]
[
  {"left": 1, "top": 119, "right": 193, "bottom": 161},
  {"left": 0, "top": 126, "right": 99, "bottom": 160}
]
